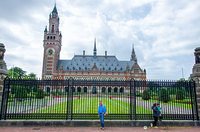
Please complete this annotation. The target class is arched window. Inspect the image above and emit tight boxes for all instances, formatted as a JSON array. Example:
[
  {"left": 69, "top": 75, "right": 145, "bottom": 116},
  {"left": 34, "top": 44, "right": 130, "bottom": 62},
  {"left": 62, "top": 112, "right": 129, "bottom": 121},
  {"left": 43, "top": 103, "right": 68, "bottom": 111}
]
[
  {"left": 114, "top": 87, "right": 118, "bottom": 93},
  {"left": 53, "top": 36, "right": 55, "bottom": 39},
  {"left": 92, "top": 87, "right": 97, "bottom": 94},
  {"left": 84, "top": 87, "right": 87, "bottom": 93},
  {"left": 71, "top": 87, "right": 75, "bottom": 92},
  {"left": 65, "top": 87, "right": 69, "bottom": 93},
  {"left": 46, "top": 87, "right": 50, "bottom": 93},
  {"left": 50, "top": 36, "right": 52, "bottom": 39},
  {"left": 52, "top": 25, "right": 54, "bottom": 33},
  {"left": 47, "top": 36, "right": 49, "bottom": 40},
  {"left": 77, "top": 87, "right": 81, "bottom": 92},
  {"left": 102, "top": 87, "right": 106, "bottom": 93},
  {"left": 120, "top": 87, "right": 124, "bottom": 93},
  {"left": 108, "top": 87, "right": 111, "bottom": 93}
]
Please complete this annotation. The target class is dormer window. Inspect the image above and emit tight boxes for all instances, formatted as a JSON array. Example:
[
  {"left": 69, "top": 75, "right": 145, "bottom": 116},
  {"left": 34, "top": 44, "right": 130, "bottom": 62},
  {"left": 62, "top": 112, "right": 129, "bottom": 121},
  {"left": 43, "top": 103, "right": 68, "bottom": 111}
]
[{"left": 134, "top": 69, "right": 139, "bottom": 73}]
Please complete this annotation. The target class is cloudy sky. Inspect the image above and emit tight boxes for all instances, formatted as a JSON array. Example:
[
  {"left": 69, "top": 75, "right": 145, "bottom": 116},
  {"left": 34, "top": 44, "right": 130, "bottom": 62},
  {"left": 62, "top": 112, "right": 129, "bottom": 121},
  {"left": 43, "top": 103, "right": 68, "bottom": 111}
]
[{"left": 0, "top": 0, "right": 200, "bottom": 79}]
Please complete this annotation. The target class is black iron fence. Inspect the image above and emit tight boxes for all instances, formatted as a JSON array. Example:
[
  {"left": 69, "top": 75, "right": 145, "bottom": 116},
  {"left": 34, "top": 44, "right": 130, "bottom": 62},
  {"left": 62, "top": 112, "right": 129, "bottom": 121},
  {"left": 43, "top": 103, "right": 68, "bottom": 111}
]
[{"left": 0, "top": 78, "right": 199, "bottom": 120}]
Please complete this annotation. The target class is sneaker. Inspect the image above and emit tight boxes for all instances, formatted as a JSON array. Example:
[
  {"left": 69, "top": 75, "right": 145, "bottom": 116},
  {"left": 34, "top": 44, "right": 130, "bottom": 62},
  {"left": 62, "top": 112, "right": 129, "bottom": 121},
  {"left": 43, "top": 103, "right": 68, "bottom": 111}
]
[
  {"left": 154, "top": 126, "right": 158, "bottom": 128},
  {"left": 102, "top": 128, "right": 104, "bottom": 130},
  {"left": 150, "top": 123, "right": 153, "bottom": 127}
]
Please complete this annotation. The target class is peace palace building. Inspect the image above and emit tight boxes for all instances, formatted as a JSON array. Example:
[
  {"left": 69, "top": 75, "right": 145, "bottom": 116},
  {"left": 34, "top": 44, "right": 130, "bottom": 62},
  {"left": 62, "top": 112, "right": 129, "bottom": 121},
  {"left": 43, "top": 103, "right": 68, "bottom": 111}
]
[{"left": 42, "top": 5, "right": 146, "bottom": 93}]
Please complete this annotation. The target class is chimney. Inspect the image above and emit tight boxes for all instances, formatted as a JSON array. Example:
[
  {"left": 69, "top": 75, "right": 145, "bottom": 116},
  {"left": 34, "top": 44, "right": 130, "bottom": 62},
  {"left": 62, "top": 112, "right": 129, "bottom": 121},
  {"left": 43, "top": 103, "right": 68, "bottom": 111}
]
[
  {"left": 105, "top": 51, "right": 107, "bottom": 57},
  {"left": 83, "top": 50, "right": 85, "bottom": 56}
]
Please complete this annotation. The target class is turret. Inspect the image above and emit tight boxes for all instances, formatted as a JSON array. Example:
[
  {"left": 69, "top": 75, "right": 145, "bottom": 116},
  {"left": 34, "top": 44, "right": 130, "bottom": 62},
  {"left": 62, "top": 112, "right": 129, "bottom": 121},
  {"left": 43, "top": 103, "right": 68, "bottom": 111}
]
[
  {"left": 130, "top": 44, "right": 137, "bottom": 63},
  {"left": 93, "top": 38, "right": 97, "bottom": 57}
]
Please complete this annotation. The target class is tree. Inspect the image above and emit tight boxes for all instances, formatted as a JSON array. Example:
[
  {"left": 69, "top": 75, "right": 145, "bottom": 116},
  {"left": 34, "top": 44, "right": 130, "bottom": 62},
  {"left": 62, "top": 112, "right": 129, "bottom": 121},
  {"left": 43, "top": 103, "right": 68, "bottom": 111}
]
[
  {"left": 147, "top": 81, "right": 160, "bottom": 92},
  {"left": 142, "top": 89, "right": 151, "bottom": 100},
  {"left": 28, "top": 73, "right": 36, "bottom": 79},
  {"left": 8, "top": 67, "right": 37, "bottom": 78},
  {"left": 176, "top": 90, "right": 185, "bottom": 100},
  {"left": 35, "top": 89, "right": 45, "bottom": 99},
  {"left": 15, "top": 87, "right": 27, "bottom": 99},
  {"left": 159, "top": 89, "right": 170, "bottom": 103},
  {"left": 8, "top": 67, "right": 26, "bottom": 78}
]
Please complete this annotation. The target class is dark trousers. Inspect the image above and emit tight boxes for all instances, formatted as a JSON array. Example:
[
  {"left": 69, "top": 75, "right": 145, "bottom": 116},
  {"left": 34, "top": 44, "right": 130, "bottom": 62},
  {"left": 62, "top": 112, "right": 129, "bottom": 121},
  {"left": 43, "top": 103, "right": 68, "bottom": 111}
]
[
  {"left": 99, "top": 114, "right": 104, "bottom": 128},
  {"left": 153, "top": 116, "right": 158, "bottom": 126}
]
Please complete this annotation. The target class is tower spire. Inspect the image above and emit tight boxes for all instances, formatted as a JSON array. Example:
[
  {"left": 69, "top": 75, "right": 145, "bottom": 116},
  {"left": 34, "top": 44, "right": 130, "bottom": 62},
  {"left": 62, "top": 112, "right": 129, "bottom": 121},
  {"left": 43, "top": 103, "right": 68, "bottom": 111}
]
[
  {"left": 131, "top": 43, "right": 137, "bottom": 63},
  {"left": 93, "top": 38, "right": 97, "bottom": 57},
  {"left": 52, "top": 2, "right": 58, "bottom": 14}
]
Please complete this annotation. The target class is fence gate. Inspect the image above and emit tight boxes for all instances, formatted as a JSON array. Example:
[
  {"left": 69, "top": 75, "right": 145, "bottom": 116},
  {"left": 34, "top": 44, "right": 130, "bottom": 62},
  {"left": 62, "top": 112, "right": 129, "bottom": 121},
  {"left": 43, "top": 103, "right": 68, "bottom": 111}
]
[{"left": 0, "top": 78, "right": 199, "bottom": 120}]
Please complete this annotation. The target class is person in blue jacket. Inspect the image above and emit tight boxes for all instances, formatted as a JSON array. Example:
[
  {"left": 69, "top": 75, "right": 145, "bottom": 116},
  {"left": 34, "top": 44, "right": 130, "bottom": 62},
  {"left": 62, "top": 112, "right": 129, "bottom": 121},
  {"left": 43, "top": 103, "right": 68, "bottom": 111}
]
[
  {"left": 150, "top": 103, "right": 160, "bottom": 128},
  {"left": 98, "top": 101, "right": 106, "bottom": 130}
]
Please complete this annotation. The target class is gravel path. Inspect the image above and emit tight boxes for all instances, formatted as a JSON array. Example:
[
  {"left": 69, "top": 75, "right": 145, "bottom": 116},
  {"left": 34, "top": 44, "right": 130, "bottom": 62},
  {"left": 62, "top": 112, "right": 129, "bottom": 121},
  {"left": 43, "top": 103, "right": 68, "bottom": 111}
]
[{"left": 112, "top": 97, "right": 194, "bottom": 114}]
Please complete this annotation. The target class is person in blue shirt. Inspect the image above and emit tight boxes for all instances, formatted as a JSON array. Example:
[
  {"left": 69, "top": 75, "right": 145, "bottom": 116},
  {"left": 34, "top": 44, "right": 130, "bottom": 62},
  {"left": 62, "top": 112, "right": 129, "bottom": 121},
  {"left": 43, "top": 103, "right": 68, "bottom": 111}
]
[{"left": 98, "top": 101, "right": 106, "bottom": 130}]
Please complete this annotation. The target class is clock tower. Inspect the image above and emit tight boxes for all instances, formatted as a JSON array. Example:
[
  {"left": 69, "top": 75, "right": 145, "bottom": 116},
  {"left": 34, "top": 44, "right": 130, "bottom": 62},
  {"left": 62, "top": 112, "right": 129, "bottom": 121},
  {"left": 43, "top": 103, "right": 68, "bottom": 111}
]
[{"left": 42, "top": 4, "right": 62, "bottom": 79}]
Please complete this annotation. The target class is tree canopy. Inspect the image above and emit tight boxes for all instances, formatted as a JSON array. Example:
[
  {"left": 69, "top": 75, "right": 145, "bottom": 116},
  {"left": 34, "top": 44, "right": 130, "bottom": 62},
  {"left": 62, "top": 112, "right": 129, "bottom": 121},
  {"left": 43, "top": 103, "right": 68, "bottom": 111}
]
[{"left": 8, "top": 66, "right": 37, "bottom": 78}]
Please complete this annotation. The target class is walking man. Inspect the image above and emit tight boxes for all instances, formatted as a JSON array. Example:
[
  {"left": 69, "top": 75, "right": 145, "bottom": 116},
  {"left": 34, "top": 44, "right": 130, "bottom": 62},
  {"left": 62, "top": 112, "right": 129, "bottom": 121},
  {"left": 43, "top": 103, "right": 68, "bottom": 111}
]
[{"left": 98, "top": 101, "right": 106, "bottom": 130}]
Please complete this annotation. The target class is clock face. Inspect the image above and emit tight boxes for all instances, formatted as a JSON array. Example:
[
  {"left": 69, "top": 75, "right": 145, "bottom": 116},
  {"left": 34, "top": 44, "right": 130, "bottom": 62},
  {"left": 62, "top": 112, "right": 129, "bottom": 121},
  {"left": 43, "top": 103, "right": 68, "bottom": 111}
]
[{"left": 48, "top": 49, "right": 53, "bottom": 55}]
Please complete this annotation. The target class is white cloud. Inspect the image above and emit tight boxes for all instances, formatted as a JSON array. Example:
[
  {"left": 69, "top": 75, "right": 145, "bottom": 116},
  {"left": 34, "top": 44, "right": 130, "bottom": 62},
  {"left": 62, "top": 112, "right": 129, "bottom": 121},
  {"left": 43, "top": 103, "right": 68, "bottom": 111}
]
[{"left": 0, "top": 0, "right": 199, "bottom": 79}]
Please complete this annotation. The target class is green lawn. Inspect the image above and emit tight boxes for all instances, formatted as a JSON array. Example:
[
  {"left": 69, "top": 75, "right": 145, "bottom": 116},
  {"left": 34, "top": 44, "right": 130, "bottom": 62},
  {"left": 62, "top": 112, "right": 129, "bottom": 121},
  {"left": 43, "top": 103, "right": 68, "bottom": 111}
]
[{"left": 36, "top": 97, "right": 152, "bottom": 114}]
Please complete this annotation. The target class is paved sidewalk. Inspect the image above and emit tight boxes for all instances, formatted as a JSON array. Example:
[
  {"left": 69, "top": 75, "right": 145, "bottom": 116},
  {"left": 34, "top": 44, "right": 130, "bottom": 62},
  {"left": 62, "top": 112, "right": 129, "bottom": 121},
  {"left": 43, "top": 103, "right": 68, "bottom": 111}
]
[{"left": 0, "top": 127, "right": 199, "bottom": 132}]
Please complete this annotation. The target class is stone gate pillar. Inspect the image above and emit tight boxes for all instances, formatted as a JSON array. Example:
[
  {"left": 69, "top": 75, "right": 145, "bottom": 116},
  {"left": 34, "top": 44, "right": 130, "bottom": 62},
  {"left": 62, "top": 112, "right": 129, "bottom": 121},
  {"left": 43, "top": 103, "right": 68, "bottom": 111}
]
[
  {"left": 190, "top": 47, "right": 200, "bottom": 119},
  {"left": 0, "top": 43, "right": 8, "bottom": 111}
]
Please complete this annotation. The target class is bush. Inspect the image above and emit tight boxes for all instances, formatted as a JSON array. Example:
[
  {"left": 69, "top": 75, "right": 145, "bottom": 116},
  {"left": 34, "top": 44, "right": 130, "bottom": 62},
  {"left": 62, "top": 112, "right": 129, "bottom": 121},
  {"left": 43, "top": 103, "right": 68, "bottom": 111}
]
[
  {"left": 15, "top": 87, "right": 27, "bottom": 99},
  {"left": 159, "top": 89, "right": 170, "bottom": 103},
  {"left": 9, "top": 94, "right": 15, "bottom": 99},
  {"left": 136, "top": 91, "right": 143, "bottom": 97},
  {"left": 44, "top": 92, "right": 50, "bottom": 96},
  {"left": 35, "top": 89, "right": 45, "bottom": 99},
  {"left": 27, "top": 92, "right": 35, "bottom": 98},
  {"left": 51, "top": 91, "right": 57, "bottom": 96},
  {"left": 176, "top": 90, "right": 185, "bottom": 100},
  {"left": 142, "top": 90, "right": 151, "bottom": 100}
]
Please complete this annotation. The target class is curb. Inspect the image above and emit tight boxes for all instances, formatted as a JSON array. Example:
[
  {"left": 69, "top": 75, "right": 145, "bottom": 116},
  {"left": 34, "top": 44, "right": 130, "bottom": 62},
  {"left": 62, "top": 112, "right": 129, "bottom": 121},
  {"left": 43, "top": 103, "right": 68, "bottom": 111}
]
[{"left": 0, "top": 120, "right": 199, "bottom": 127}]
